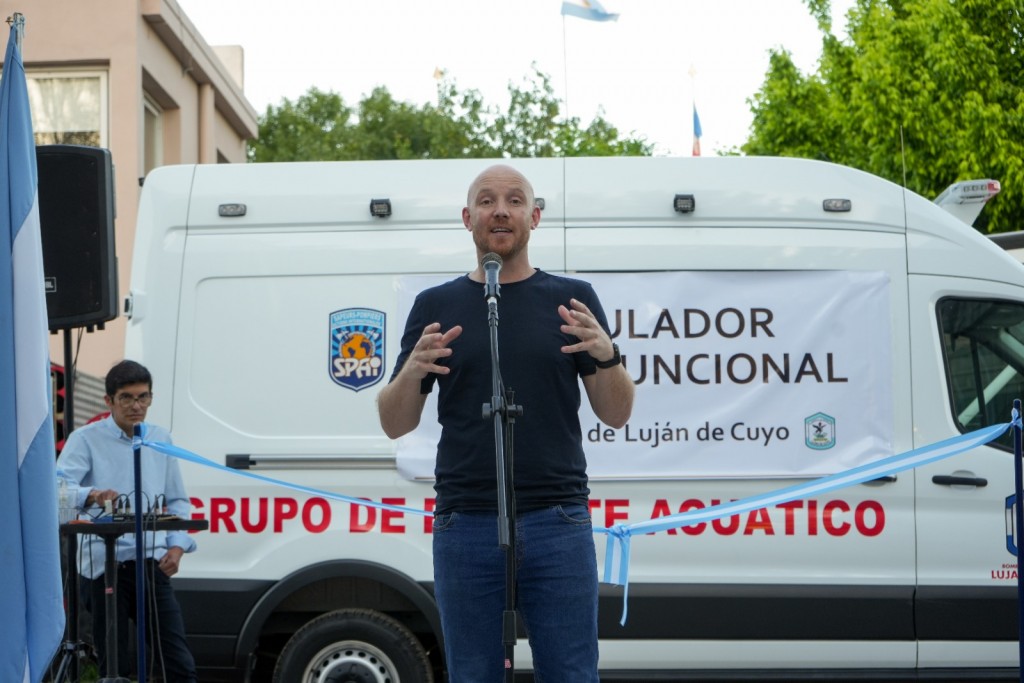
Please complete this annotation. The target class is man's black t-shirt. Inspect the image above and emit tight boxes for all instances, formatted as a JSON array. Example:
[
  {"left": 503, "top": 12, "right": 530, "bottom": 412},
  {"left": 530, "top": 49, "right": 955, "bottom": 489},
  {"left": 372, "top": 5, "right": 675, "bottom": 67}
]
[{"left": 392, "top": 270, "right": 609, "bottom": 514}]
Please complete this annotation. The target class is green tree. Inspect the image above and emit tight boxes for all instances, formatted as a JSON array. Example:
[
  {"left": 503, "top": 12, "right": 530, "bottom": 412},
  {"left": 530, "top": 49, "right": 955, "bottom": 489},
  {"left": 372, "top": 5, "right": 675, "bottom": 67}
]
[
  {"left": 249, "top": 67, "right": 651, "bottom": 163},
  {"left": 249, "top": 88, "right": 355, "bottom": 162},
  {"left": 489, "top": 68, "right": 651, "bottom": 157},
  {"left": 744, "top": 0, "right": 1024, "bottom": 233}
]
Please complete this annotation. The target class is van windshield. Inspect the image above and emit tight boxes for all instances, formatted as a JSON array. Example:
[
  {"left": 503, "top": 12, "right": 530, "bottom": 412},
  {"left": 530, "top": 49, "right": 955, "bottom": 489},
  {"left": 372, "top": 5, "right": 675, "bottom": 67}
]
[{"left": 939, "top": 298, "right": 1024, "bottom": 450}]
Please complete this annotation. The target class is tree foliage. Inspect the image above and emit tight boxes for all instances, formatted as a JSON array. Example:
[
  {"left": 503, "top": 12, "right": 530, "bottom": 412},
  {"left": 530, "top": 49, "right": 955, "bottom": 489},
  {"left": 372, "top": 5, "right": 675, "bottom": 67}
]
[
  {"left": 250, "top": 66, "right": 651, "bottom": 163},
  {"left": 744, "top": 0, "right": 1024, "bottom": 233}
]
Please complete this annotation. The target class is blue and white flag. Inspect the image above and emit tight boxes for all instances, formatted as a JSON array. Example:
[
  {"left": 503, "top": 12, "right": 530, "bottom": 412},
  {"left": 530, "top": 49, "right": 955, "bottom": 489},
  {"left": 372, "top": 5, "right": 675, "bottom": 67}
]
[
  {"left": 692, "top": 104, "right": 702, "bottom": 156},
  {"left": 561, "top": 0, "right": 619, "bottom": 22},
  {"left": 0, "top": 17, "right": 65, "bottom": 683}
]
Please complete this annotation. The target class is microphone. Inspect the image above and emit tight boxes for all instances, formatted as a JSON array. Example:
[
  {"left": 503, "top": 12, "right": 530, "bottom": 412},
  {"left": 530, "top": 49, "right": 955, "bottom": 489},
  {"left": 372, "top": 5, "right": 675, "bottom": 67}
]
[{"left": 482, "top": 252, "right": 502, "bottom": 302}]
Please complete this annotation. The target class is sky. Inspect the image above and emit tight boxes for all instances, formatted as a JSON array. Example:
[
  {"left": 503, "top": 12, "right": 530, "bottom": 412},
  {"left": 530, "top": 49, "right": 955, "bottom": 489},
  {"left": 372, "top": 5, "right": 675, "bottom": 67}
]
[{"left": 176, "top": 0, "right": 855, "bottom": 156}]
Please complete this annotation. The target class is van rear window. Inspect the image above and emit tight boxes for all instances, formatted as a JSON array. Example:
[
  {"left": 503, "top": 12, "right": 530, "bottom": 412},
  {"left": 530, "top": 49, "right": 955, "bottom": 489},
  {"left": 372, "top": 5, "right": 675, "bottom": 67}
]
[{"left": 938, "top": 298, "right": 1024, "bottom": 450}]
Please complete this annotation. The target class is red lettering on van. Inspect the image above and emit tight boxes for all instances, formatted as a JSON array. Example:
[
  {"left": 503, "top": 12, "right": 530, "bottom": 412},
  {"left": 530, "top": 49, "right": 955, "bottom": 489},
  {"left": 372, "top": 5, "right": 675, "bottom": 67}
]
[
  {"left": 241, "top": 497, "right": 268, "bottom": 533},
  {"left": 678, "top": 499, "right": 707, "bottom": 536},
  {"left": 210, "top": 497, "right": 238, "bottom": 533},
  {"left": 822, "top": 500, "right": 851, "bottom": 536},
  {"left": 743, "top": 507, "right": 774, "bottom": 535},
  {"left": 639, "top": 498, "right": 886, "bottom": 538},
  {"left": 302, "top": 498, "right": 331, "bottom": 533},
  {"left": 603, "top": 499, "right": 629, "bottom": 529},
  {"left": 649, "top": 499, "right": 679, "bottom": 535},
  {"left": 854, "top": 500, "right": 884, "bottom": 536},
  {"left": 423, "top": 498, "right": 436, "bottom": 534},
  {"left": 273, "top": 498, "right": 298, "bottom": 532},
  {"left": 777, "top": 500, "right": 803, "bottom": 534},
  {"left": 350, "top": 499, "right": 376, "bottom": 533},
  {"left": 807, "top": 500, "right": 818, "bottom": 535},
  {"left": 380, "top": 498, "right": 406, "bottom": 533},
  {"left": 188, "top": 495, "right": 886, "bottom": 538},
  {"left": 710, "top": 499, "right": 741, "bottom": 535},
  {"left": 189, "top": 497, "right": 205, "bottom": 533},
  {"left": 190, "top": 496, "right": 349, "bottom": 533}
]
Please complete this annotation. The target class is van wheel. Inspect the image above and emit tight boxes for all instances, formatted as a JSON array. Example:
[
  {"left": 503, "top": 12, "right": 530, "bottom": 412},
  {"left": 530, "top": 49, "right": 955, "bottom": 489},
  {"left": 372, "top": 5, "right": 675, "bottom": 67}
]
[{"left": 272, "top": 608, "right": 433, "bottom": 683}]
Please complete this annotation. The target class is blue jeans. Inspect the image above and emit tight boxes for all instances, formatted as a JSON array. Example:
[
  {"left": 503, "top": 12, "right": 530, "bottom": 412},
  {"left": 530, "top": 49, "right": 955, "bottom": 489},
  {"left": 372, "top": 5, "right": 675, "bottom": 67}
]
[{"left": 433, "top": 504, "right": 599, "bottom": 683}]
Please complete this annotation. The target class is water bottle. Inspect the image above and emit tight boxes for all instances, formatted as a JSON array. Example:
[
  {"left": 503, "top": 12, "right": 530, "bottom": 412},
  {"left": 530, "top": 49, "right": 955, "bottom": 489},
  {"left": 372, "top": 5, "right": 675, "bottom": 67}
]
[{"left": 56, "top": 469, "right": 75, "bottom": 524}]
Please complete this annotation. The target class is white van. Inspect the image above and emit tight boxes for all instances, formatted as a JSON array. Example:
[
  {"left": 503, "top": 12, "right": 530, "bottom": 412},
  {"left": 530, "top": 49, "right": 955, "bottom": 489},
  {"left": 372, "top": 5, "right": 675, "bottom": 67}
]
[{"left": 126, "top": 157, "right": 1024, "bottom": 682}]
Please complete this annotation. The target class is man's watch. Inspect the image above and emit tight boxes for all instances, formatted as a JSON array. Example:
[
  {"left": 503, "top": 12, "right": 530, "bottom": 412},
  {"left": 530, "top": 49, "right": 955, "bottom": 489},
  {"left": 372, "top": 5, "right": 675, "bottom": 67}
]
[{"left": 595, "top": 343, "right": 621, "bottom": 369}]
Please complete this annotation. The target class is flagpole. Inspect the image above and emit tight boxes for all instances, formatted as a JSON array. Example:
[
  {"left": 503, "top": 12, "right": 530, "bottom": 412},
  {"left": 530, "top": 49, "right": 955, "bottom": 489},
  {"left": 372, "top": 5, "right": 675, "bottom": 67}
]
[
  {"left": 7, "top": 12, "right": 24, "bottom": 51},
  {"left": 689, "top": 64, "right": 701, "bottom": 157},
  {"left": 560, "top": 1, "right": 620, "bottom": 146},
  {"left": 561, "top": 15, "right": 570, "bottom": 133},
  {"left": 433, "top": 67, "right": 443, "bottom": 108},
  {"left": 689, "top": 64, "right": 697, "bottom": 106}
]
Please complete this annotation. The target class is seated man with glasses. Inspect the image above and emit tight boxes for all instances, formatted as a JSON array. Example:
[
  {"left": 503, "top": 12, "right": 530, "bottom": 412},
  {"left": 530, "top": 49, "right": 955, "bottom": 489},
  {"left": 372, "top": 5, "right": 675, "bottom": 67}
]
[{"left": 56, "top": 359, "right": 198, "bottom": 682}]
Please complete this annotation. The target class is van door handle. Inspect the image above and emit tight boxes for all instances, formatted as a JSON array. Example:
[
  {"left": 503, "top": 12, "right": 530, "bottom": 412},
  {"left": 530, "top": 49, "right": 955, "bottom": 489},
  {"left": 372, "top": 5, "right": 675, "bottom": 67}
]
[
  {"left": 860, "top": 475, "right": 897, "bottom": 486},
  {"left": 932, "top": 474, "right": 988, "bottom": 487}
]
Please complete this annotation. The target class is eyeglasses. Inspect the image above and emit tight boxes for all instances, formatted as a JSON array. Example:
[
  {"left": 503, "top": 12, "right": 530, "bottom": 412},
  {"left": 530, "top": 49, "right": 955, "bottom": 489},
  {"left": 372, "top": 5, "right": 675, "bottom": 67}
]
[{"left": 113, "top": 392, "right": 153, "bottom": 408}]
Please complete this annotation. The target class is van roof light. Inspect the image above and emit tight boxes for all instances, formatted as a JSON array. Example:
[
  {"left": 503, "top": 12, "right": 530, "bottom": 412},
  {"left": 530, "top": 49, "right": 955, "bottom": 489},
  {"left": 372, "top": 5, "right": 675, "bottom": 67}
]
[
  {"left": 938, "top": 179, "right": 1001, "bottom": 203},
  {"left": 673, "top": 194, "right": 695, "bottom": 213},
  {"left": 823, "top": 198, "right": 852, "bottom": 212},
  {"left": 369, "top": 198, "right": 392, "bottom": 218},
  {"left": 934, "top": 179, "right": 1001, "bottom": 226}
]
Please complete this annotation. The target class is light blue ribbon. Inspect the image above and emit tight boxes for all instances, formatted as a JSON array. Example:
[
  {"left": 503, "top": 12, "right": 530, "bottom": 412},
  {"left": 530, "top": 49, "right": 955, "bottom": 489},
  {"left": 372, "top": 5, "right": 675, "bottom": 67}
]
[
  {"left": 596, "top": 417, "right": 1021, "bottom": 624},
  {"left": 136, "top": 437, "right": 432, "bottom": 517},
  {"left": 137, "top": 417, "right": 1022, "bottom": 626}
]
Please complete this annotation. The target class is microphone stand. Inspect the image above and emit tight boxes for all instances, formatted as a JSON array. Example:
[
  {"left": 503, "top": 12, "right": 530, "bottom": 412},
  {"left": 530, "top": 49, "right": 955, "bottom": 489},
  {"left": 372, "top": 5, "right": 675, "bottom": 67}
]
[
  {"left": 132, "top": 424, "right": 148, "bottom": 683},
  {"left": 482, "top": 285, "right": 522, "bottom": 683}
]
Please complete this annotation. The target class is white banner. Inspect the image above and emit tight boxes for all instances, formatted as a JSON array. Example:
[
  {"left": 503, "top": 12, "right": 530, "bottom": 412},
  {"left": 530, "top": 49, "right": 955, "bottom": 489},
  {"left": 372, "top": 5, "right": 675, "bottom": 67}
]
[{"left": 395, "top": 271, "right": 893, "bottom": 480}]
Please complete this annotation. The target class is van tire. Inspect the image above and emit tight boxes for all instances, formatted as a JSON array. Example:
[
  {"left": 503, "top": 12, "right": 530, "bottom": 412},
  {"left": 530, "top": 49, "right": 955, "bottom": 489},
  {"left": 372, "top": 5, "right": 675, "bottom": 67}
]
[{"left": 272, "top": 608, "right": 434, "bottom": 683}]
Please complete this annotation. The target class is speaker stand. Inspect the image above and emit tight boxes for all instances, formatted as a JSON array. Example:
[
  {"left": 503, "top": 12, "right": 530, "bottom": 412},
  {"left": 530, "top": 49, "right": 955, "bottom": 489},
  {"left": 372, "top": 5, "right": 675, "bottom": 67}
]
[{"left": 62, "top": 328, "right": 74, "bottom": 436}]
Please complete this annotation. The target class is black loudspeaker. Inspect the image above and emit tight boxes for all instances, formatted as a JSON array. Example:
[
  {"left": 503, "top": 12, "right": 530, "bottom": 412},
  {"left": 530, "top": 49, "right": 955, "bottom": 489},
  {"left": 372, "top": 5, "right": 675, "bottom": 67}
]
[{"left": 36, "top": 145, "right": 118, "bottom": 330}]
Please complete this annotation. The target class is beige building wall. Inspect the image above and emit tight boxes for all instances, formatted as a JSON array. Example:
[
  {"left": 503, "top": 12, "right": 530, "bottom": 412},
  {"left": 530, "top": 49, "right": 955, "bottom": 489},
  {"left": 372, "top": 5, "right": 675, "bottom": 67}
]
[{"left": 5, "top": 0, "right": 257, "bottom": 400}]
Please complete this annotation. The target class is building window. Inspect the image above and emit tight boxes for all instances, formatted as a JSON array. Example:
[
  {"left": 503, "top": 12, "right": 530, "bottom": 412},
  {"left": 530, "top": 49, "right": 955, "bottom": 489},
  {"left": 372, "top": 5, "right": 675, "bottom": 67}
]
[
  {"left": 27, "top": 70, "right": 107, "bottom": 147},
  {"left": 144, "top": 94, "right": 163, "bottom": 175}
]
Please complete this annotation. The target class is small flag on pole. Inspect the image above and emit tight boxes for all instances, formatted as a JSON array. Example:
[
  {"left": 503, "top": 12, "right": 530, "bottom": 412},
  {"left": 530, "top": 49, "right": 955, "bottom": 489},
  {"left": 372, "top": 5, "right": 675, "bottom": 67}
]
[
  {"left": 692, "top": 104, "right": 703, "bottom": 157},
  {"left": 561, "top": 0, "right": 619, "bottom": 22},
  {"left": 0, "top": 14, "right": 66, "bottom": 683}
]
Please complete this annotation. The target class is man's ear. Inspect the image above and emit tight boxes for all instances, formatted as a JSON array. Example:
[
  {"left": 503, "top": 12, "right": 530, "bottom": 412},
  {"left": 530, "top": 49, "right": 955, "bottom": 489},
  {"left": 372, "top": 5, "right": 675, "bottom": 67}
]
[{"left": 103, "top": 395, "right": 114, "bottom": 408}]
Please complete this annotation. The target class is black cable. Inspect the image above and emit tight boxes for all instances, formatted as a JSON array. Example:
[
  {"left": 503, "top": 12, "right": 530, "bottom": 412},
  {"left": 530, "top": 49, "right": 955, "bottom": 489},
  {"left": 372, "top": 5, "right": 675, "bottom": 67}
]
[
  {"left": 78, "top": 528, "right": 98, "bottom": 672},
  {"left": 146, "top": 507, "right": 169, "bottom": 682}
]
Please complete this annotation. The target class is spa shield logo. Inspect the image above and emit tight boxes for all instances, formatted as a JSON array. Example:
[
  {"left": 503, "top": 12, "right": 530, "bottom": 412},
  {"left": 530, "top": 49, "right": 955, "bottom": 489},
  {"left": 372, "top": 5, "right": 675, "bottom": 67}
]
[
  {"left": 805, "top": 412, "right": 836, "bottom": 450},
  {"left": 329, "top": 308, "right": 385, "bottom": 392}
]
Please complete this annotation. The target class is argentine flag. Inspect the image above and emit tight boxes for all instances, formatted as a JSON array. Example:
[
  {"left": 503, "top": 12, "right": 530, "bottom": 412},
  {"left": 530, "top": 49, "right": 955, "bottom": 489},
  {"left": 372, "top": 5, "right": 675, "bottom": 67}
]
[
  {"left": 0, "top": 17, "right": 65, "bottom": 683},
  {"left": 561, "top": 0, "right": 619, "bottom": 22}
]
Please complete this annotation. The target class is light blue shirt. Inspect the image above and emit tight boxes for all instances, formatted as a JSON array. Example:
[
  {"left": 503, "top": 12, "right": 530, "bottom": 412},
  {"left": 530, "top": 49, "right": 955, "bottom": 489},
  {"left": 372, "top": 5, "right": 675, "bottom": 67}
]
[{"left": 56, "top": 416, "right": 197, "bottom": 579}]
